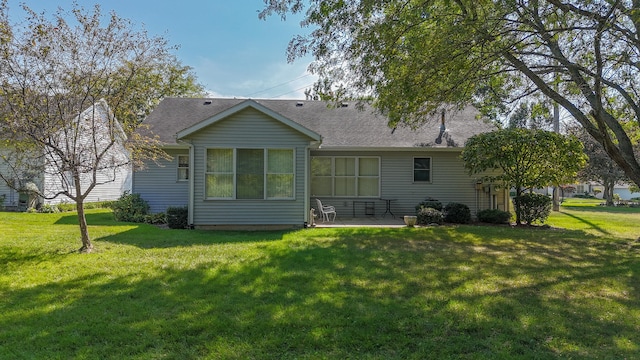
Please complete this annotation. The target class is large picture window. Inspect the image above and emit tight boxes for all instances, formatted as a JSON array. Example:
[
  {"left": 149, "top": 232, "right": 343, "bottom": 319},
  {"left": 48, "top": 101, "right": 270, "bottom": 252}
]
[
  {"left": 206, "top": 148, "right": 294, "bottom": 199},
  {"left": 413, "top": 157, "right": 431, "bottom": 182},
  {"left": 311, "top": 156, "right": 380, "bottom": 197}
]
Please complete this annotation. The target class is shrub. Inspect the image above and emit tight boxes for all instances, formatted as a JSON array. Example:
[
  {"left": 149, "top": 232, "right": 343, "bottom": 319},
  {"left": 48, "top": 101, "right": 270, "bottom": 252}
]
[
  {"left": 111, "top": 191, "right": 149, "bottom": 223},
  {"left": 415, "top": 197, "right": 443, "bottom": 211},
  {"left": 417, "top": 207, "right": 443, "bottom": 225},
  {"left": 443, "top": 202, "right": 471, "bottom": 224},
  {"left": 57, "top": 201, "right": 115, "bottom": 212},
  {"left": 39, "top": 204, "right": 60, "bottom": 213},
  {"left": 477, "top": 209, "right": 512, "bottom": 224},
  {"left": 144, "top": 213, "right": 167, "bottom": 225},
  {"left": 166, "top": 206, "right": 189, "bottom": 229},
  {"left": 513, "top": 193, "right": 552, "bottom": 225}
]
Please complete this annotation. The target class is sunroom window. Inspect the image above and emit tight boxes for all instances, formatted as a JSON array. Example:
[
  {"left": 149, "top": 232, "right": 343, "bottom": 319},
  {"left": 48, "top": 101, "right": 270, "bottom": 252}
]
[{"left": 205, "top": 148, "right": 294, "bottom": 199}]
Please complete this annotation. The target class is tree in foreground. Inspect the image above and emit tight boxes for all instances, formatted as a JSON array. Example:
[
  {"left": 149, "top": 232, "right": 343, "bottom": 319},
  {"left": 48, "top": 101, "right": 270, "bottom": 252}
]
[
  {"left": 0, "top": 2, "right": 203, "bottom": 252},
  {"left": 461, "top": 129, "right": 586, "bottom": 225},
  {"left": 260, "top": 0, "right": 640, "bottom": 187}
]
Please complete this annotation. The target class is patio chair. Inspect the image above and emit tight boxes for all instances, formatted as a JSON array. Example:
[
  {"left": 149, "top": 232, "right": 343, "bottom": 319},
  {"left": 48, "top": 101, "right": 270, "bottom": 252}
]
[{"left": 315, "top": 198, "right": 337, "bottom": 222}]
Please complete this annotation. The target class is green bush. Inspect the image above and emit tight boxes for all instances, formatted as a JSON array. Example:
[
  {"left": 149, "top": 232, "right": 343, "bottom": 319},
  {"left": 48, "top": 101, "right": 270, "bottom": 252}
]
[
  {"left": 443, "top": 202, "right": 471, "bottom": 224},
  {"left": 144, "top": 212, "right": 167, "bottom": 225},
  {"left": 513, "top": 193, "right": 552, "bottom": 225},
  {"left": 57, "top": 201, "right": 115, "bottom": 212},
  {"left": 417, "top": 207, "right": 443, "bottom": 225},
  {"left": 166, "top": 206, "right": 189, "bottom": 229},
  {"left": 39, "top": 204, "right": 60, "bottom": 213},
  {"left": 415, "top": 197, "right": 443, "bottom": 211},
  {"left": 111, "top": 191, "right": 150, "bottom": 223},
  {"left": 477, "top": 209, "right": 512, "bottom": 224}
]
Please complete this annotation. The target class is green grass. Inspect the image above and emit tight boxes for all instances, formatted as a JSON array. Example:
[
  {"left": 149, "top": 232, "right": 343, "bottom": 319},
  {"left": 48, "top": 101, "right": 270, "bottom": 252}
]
[{"left": 1, "top": 206, "right": 639, "bottom": 359}]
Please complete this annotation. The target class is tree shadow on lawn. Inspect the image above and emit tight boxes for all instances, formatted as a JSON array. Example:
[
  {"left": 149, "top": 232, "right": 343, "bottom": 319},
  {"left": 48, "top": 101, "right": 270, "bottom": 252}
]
[
  {"left": 0, "top": 229, "right": 640, "bottom": 359},
  {"left": 4, "top": 227, "right": 638, "bottom": 358},
  {"left": 95, "top": 225, "right": 294, "bottom": 249}
]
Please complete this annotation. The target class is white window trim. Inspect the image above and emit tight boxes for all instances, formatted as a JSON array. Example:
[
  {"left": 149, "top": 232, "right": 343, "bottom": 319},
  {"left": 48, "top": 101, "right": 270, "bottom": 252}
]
[
  {"left": 177, "top": 154, "right": 189, "bottom": 182},
  {"left": 204, "top": 147, "right": 296, "bottom": 200},
  {"left": 311, "top": 156, "right": 381, "bottom": 198}
]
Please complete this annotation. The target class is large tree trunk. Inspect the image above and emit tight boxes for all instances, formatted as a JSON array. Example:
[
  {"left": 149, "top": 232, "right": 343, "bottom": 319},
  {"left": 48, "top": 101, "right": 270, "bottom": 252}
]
[
  {"left": 603, "top": 181, "right": 614, "bottom": 207},
  {"left": 76, "top": 200, "right": 93, "bottom": 253}
]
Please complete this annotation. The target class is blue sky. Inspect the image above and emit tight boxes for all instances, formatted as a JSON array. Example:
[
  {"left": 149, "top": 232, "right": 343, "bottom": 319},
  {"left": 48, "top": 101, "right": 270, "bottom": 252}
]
[{"left": 7, "top": 0, "right": 315, "bottom": 99}]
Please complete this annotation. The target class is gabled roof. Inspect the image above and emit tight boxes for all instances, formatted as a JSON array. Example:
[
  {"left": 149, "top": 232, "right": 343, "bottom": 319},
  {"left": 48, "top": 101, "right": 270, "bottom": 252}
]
[
  {"left": 176, "top": 99, "right": 321, "bottom": 141},
  {"left": 142, "top": 97, "right": 497, "bottom": 149}
]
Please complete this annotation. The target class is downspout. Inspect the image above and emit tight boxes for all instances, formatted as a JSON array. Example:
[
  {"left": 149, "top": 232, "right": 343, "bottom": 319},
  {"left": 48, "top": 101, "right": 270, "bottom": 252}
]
[
  {"left": 306, "top": 139, "right": 322, "bottom": 227},
  {"left": 177, "top": 139, "right": 195, "bottom": 227},
  {"left": 304, "top": 145, "right": 310, "bottom": 225},
  {"left": 189, "top": 143, "right": 195, "bottom": 226}
]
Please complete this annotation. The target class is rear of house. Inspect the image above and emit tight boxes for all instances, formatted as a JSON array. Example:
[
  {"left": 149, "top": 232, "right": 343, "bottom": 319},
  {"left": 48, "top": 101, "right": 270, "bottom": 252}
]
[{"left": 133, "top": 98, "right": 506, "bottom": 228}]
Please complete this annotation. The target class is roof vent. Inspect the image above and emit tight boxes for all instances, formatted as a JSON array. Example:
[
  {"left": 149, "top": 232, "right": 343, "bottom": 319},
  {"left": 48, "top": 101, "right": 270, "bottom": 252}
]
[
  {"left": 340, "top": 102, "right": 349, "bottom": 107},
  {"left": 296, "top": 101, "right": 304, "bottom": 107},
  {"left": 204, "top": 100, "right": 212, "bottom": 105}
]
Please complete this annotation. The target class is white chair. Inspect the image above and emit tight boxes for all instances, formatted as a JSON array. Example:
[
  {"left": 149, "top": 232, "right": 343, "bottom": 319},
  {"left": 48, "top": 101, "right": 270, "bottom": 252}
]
[{"left": 315, "top": 198, "right": 336, "bottom": 222}]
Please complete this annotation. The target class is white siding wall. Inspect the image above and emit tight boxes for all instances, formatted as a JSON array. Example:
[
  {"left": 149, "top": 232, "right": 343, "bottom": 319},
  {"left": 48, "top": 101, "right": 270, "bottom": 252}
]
[
  {"left": 186, "top": 108, "right": 313, "bottom": 226},
  {"left": 0, "top": 154, "right": 18, "bottom": 208},
  {"left": 133, "top": 149, "right": 190, "bottom": 213}
]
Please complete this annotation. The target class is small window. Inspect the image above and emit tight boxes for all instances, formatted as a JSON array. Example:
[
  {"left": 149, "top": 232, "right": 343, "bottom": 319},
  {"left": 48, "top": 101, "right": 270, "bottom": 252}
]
[
  {"left": 413, "top": 157, "right": 431, "bottom": 182},
  {"left": 177, "top": 155, "right": 189, "bottom": 181}
]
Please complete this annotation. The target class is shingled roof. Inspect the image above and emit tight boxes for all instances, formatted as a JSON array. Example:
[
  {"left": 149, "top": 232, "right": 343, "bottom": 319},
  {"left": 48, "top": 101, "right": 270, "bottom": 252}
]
[{"left": 142, "top": 97, "right": 496, "bottom": 149}]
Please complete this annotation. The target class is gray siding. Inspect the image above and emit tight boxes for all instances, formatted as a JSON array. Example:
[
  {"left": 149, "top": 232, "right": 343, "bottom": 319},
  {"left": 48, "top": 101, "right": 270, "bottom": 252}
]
[
  {"left": 185, "top": 108, "right": 314, "bottom": 226},
  {"left": 310, "top": 149, "right": 505, "bottom": 218},
  {"left": 133, "top": 149, "right": 190, "bottom": 213}
]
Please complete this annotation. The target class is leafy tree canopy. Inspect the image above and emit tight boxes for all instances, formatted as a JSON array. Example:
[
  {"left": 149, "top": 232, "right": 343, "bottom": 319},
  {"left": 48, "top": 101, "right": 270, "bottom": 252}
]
[
  {"left": 461, "top": 128, "right": 586, "bottom": 223},
  {"left": 260, "top": 0, "right": 640, "bottom": 186},
  {"left": 0, "top": 1, "right": 203, "bottom": 252}
]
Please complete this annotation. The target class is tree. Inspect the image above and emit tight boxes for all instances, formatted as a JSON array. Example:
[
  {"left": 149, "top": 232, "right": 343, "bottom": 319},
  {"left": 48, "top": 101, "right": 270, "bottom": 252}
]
[
  {"left": 0, "top": 2, "right": 203, "bottom": 253},
  {"left": 260, "top": 0, "right": 640, "bottom": 187},
  {"left": 574, "top": 127, "right": 630, "bottom": 206},
  {"left": 461, "top": 128, "right": 586, "bottom": 224}
]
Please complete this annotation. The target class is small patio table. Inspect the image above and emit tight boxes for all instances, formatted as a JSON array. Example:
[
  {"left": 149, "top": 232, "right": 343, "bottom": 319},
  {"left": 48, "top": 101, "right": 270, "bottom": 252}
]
[{"left": 380, "top": 198, "right": 396, "bottom": 218}]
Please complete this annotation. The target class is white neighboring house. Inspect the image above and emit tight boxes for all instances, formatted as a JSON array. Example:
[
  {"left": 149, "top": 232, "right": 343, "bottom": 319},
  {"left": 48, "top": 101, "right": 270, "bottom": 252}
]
[{"left": 0, "top": 99, "right": 131, "bottom": 210}]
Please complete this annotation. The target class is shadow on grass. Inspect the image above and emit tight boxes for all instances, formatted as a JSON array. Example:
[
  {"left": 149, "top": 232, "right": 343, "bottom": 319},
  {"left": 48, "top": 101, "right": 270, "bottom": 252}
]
[
  {"left": 1, "top": 226, "right": 639, "bottom": 359},
  {"left": 561, "top": 205, "right": 640, "bottom": 214},
  {"left": 96, "top": 225, "right": 294, "bottom": 248},
  {"left": 559, "top": 211, "right": 611, "bottom": 235}
]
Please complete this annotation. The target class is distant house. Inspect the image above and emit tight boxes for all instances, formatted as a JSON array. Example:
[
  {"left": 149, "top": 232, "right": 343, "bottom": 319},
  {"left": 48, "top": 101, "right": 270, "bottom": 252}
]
[
  {"left": 0, "top": 99, "right": 131, "bottom": 210},
  {"left": 133, "top": 98, "right": 505, "bottom": 228}
]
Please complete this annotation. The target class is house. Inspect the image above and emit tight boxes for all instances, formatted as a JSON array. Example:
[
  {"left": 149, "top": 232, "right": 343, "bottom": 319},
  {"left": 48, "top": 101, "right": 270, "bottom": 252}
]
[
  {"left": 0, "top": 99, "right": 131, "bottom": 210},
  {"left": 133, "top": 98, "right": 505, "bottom": 228}
]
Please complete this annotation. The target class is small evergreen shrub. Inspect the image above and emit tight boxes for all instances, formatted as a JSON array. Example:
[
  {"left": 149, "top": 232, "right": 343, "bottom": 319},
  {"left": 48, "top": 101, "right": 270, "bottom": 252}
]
[
  {"left": 443, "top": 202, "right": 471, "bottom": 224},
  {"left": 415, "top": 197, "right": 443, "bottom": 211},
  {"left": 39, "top": 204, "right": 60, "bottom": 213},
  {"left": 477, "top": 209, "right": 512, "bottom": 224},
  {"left": 417, "top": 207, "right": 443, "bottom": 225},
  {"left": 514, "top": 193, "right": 552, "bottom": 225},
  {"left": 111, "top": 191, "right": 149, "bottom": 223},
  {"left": 166, "top": 206, "right": 189, "bottom": 229}
]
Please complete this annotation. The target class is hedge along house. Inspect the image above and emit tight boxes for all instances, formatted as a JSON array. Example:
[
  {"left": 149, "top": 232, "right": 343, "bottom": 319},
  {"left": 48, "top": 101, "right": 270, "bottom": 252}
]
[{"left": 134, "top": 98, "right": 505, "bottom": 228}]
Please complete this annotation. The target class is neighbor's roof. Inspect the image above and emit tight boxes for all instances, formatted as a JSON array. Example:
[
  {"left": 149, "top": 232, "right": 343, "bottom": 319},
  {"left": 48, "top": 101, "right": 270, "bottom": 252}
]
[{"left": 141, "top": 97, "right": 496, "bottom": 149}]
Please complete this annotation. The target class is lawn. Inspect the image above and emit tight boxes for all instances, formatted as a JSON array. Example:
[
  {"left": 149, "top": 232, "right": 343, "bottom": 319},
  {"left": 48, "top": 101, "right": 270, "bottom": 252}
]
[{"left": 0, "top": 204, "right": 639, "bottom": 359}]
